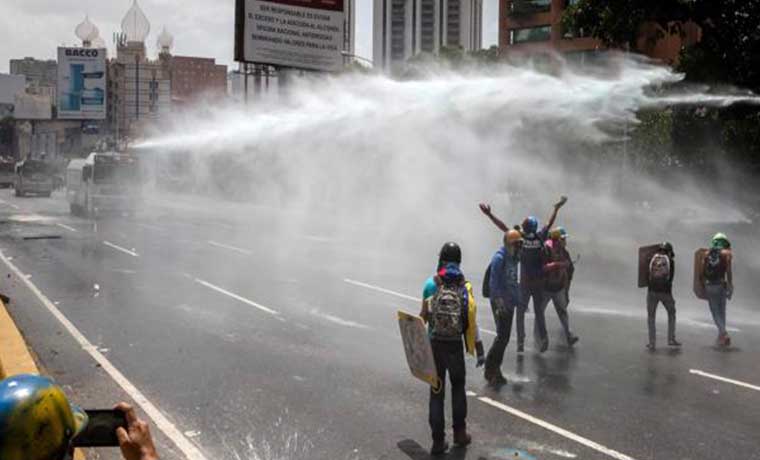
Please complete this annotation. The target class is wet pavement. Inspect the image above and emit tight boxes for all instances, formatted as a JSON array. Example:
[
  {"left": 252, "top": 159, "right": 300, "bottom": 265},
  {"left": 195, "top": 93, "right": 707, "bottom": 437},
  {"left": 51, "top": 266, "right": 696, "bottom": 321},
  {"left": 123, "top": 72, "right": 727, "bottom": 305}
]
[{"left": 0, "top": 189, "right": 758, "bottom": 460}]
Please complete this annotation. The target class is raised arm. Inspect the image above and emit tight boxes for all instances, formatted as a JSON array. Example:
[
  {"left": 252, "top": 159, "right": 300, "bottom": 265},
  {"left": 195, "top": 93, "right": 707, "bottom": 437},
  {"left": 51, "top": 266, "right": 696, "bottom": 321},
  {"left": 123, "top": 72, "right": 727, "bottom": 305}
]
[
  {"left": 479, "top": 203, "right": 510, "bottom": 233},
  {"left": 545, "top": 196, "right": 568, "bottom": 231}
]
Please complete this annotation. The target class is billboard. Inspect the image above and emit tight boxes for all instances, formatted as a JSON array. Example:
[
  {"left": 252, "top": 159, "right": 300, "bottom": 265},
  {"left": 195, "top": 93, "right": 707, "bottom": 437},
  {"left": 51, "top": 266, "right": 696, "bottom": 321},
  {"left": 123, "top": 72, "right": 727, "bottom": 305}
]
[
  {"left": 57, "top": 47, "right": 107, "bottom": 120},
  {"left": 235, "top": 0, "right": 345, "bottom": 72}
]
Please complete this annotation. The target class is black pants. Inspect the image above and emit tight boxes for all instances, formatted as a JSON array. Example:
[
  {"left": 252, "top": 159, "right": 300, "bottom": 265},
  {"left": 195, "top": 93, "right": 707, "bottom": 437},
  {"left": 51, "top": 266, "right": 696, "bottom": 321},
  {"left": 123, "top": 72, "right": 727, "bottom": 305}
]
[
  {"left": 429, "top": 340, "right": 467, "bottom": 442},
  {"left": 485, "top": 299, "right": 515, "bottom": 372}
]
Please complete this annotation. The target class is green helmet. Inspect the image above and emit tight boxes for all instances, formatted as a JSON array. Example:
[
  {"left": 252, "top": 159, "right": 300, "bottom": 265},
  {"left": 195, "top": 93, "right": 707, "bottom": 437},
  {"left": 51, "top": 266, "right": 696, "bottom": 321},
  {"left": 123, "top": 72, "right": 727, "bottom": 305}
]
[{"left": 711, "top": 233, "right": 730, "bottom": 249}]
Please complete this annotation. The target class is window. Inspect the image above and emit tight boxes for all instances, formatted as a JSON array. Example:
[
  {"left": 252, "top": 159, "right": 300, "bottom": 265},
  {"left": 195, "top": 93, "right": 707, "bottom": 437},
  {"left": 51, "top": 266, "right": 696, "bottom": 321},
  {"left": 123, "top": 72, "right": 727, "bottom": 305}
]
[
  {"left": 509, "top": 0, "right": 551, "bottom": 16},
  {"left": 510, "top": 25, "right": 551, "bottom": 44}
]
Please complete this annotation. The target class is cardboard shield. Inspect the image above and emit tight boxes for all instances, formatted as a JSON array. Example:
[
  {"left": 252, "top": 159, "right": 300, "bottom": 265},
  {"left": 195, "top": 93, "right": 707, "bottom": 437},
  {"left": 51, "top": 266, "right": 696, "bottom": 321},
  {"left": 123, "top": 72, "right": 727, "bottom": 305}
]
[
  {"left": 397, "top": 310, "right": 439, "bottom": 390},
  {"left": 694, "top": 248, "right": 709, "bottom": 300},
  {"left": 638, "top": 244, "right": 661, "bottom": 288}
]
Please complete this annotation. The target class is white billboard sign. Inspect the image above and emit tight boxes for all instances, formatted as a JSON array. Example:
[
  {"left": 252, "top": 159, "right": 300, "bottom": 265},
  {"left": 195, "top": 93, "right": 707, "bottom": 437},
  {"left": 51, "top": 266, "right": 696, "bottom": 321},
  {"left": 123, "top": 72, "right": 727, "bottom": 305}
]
[
  {"left": 242, "top": 0, "right": 345, "bottom": 71},
  {"left": 57, "top": 47, "right": 107, "bottom": 120}
]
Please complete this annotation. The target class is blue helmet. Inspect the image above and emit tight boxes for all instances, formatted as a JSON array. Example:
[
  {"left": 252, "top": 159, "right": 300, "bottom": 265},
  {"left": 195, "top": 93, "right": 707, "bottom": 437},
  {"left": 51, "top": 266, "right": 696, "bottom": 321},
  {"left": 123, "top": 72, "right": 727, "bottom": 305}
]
[
  {"left": 0, "top": 374, "right": 88, "bottom": 460},
  {"left": 522, "top": 216, "right": 539, "bottom": 235}
]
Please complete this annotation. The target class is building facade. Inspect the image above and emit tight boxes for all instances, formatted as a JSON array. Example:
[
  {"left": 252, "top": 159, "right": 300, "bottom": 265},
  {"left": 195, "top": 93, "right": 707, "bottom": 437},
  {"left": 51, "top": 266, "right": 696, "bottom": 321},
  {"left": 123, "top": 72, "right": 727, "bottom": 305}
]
[
  {"left": 373, "top": 0, "right": 483, "bottom": 72},
  {"left": 168, "top": 56, "right": 227, "bottom": 104},
  {"left": 499, "top": 0, "right": 702, "bottom": 64},
  {"left": 9, "top": 57, "right": 58, "bottom": 99}
]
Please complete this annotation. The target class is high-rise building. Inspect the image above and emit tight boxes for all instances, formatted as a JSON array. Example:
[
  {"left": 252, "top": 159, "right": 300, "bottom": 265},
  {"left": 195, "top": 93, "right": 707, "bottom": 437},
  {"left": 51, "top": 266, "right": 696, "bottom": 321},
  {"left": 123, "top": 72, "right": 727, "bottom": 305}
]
[
  {"left": 9, "top": 57, "right": 58, "bottom": 99},
  {"left": 373, "top": 0, "right": 483, "bottom": 72},
  {"left": 500, "top": 0, "right": 701, "bottom": 65}
]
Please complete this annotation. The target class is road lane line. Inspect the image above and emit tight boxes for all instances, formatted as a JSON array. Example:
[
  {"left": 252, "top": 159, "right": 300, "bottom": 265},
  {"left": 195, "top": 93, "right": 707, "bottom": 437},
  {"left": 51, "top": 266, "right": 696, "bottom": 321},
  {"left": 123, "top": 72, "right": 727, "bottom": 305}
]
[
  {"left": 0, "top": 251, "right": 208, "bottom": 460},
  {"left": 344, "top": 278, "right": 423, "bottom": 302},
  {"left": 103, "top": 241, "right": 139, "bottom": 257},
  {"left": 310, "top": 309, "right": 371, "bottom": 329},
  {"left": 193, "top": 278, "right": 279, "bottom": 316},
  {"left": 208, "top": 240, "right": 253, "bottom": 256},
  {"left": 56, "top": 223, "right": 78, "bottom": 233},
  {"left": 478, "top": 396, "right": 638, "bottom": 460},
  {"left": 689, "top": 369, "right": 760, "bottom": 392},
  {"left": 343, "top": 278, "right": 497, "bottom": 336}
]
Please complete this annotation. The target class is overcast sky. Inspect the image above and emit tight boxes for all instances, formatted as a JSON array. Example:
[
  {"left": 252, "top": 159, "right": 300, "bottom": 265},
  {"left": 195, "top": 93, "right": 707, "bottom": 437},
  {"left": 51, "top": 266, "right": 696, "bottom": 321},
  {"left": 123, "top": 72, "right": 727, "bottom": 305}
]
[{"left": 0, "top": 0, "right": 498, "bottom": 73}]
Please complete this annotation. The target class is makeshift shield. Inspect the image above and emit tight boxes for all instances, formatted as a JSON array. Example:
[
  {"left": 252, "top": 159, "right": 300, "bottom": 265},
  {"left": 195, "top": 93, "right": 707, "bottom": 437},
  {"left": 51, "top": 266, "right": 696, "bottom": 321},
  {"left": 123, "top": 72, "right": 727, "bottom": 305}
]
[
  {"left": 397, "top": 310, "right": 440, "bottom": 391},
  {"left": 638, "top": 244, "right": 661, "bottom": 288},
  {"left": 694, "top": 248, "right": 709, "bottom": 300}
]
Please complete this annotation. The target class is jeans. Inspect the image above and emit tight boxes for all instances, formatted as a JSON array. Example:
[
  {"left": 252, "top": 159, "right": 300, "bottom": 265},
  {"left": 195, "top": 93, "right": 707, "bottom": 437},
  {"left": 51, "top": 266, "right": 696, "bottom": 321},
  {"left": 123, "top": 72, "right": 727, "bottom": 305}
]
[
  {"left": 537, "top": 288, "right": 573, "bottom": 344},
  {"left": 705, "top": 283, "right": 727, "bottom": 336},
  {"left": 646, "top": 291, "right": 676, "bottom": 345},
  {"left": 521, "top": 278, "right": 544, "bottom": 347},
  {"left": 485, "top": 298, "right": 516, "bottom": 372},
  {"left": 429, "top": 340, "right": 466, "bottom": 442}
]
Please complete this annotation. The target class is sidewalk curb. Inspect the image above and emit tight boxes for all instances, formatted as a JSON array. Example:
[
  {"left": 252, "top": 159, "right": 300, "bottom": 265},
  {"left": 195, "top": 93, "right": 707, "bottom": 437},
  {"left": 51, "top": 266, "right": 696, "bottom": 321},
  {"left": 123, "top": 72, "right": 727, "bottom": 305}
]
[{"left": 0, "top": 298, "right": 86, "bottom": 460}]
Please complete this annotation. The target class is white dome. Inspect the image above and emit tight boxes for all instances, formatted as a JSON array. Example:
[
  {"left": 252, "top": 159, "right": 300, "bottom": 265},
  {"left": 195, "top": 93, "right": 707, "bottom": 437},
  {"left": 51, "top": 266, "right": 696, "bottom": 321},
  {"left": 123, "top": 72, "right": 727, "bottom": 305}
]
[
  {"left": 92, "top": 37, "right": 107, "bottom": 49},
  {"left": 121, "top": 0, "right": 151, "bottom": 42},
  {"left": 75, "top": 15, "right": 100, "bottom": 43},
  {"left": 157, "top": 26, "right": 174, "bottom": 51}
]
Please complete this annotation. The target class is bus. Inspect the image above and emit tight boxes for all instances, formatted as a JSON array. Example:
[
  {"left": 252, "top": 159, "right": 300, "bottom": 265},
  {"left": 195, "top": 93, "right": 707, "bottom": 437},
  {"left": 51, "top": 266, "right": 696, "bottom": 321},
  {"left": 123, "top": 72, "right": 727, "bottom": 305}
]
[
  {"left": 67, "top": 152, "right": 141, "bottom": 217},
  {"left": 14, "top": 159, "right": 54, "bottom": 197}
]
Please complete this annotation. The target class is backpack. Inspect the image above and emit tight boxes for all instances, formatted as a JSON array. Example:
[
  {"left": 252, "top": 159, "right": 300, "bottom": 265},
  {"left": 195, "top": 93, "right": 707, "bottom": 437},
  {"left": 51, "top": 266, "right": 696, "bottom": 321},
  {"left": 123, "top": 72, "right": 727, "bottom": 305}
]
[
  {"left": 429, "top": 281, "right": 465, "bottom": 340},
  {"left": 482, "top": 264, "right": 491, "bottom": 298},
  {"left": 704, "top": 248, "right": 724, "bottom": 283},
  {"left": 649, "top": 253, "right": 671, "bottom": 288}
]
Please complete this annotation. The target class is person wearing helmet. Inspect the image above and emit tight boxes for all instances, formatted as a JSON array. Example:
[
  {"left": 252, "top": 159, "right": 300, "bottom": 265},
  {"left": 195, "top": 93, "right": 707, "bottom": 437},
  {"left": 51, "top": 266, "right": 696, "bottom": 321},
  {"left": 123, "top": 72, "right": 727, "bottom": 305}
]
[
  {"left": 645, "top": 242, "right": 681, "bottom": 351},
  {"left": 701, "top": 233, "right": 734, "bottom": 347},
  {"left": 483, "top": 229, "right": 523, "bottom": 385},
  {"left": 0, "top": 374, "right": 159, "bottom": 460},
  {"left": 479, "top": 196, "right": 567, "bottom": 353},
  {"left": 420, "top": 242, "right": 485, "bottom": 455},
  {"left": 538, "top": 227, "right": 579, "bottom": 348}
]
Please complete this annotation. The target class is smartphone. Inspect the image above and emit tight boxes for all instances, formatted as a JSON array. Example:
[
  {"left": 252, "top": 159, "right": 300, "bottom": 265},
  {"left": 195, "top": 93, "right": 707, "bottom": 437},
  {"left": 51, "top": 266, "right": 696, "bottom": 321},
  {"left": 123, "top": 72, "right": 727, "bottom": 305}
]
[{"left": 71, "top": 409, "right": 127, "bottom": 447}]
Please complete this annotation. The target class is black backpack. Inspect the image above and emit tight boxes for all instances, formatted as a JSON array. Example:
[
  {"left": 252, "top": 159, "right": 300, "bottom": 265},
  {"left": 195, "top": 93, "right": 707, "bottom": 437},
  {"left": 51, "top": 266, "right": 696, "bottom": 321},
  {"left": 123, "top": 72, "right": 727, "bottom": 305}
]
[
  {"left": 704, "top": 248, "right": 724, "bottom": 283},
  {"left": 482, "top": 264, "right": 491, "bottom": 298}
]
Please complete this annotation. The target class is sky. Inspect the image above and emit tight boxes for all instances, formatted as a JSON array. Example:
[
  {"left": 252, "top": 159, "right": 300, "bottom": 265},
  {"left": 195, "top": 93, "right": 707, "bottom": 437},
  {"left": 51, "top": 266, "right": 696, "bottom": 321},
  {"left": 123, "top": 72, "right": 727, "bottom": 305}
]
[{"left": 0, "top": 0, "right": 498, "bottom": 73}]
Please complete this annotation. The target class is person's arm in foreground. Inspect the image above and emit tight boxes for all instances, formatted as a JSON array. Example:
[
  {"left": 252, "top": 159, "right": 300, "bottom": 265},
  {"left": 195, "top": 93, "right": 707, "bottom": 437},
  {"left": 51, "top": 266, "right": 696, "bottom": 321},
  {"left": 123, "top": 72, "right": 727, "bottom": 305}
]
[
  {"left": 479, "top": 203, "right": 510, "bottom": 233},
  {"left": 544, "top": 196, "right": 568, "bottom": 232},
  {"left": 115, "top": 402, "right": 159, "bottom": 460},
  {"left": 726, "top": 251, "right": 734, "bottom": 299}
]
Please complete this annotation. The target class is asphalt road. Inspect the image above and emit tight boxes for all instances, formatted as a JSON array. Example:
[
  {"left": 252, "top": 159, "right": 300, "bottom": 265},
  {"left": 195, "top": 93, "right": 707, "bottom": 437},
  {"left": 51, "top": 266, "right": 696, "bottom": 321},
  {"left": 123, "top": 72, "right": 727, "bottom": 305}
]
[{"left": 0, "top": 188, "right": 758, "bottom": 460}]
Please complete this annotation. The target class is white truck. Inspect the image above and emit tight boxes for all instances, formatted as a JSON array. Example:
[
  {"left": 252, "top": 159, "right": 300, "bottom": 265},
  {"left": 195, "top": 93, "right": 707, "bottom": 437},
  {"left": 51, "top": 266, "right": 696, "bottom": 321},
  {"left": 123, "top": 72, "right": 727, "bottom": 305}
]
[{"left": 66, "top": 152, "right": 141, "bottom": 217}]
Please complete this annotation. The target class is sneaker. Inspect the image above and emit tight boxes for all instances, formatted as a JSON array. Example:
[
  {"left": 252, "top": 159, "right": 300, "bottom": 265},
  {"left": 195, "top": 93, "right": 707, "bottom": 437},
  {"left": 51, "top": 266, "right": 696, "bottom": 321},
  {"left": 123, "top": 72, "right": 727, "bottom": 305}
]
[
  {"left": 517, "top": 343, "right": 524, "bottom": 353},
  {"left": 453, "top": 429, "right": 472, "bottom": 447},
  {"left": 646, "top": 342, "right": 656, "bottom": 351},
  {"left": 431, "top": 439, "right": 449, "bottom": 456},
  {"left": 488, "top": 370, "right": 508, "bottom": 386},
  {"left": 668, "top": 339, "right": 682, "bottom": 347},
  {"left": 568, "top": 335, "right": 580, "bottom": 347}
]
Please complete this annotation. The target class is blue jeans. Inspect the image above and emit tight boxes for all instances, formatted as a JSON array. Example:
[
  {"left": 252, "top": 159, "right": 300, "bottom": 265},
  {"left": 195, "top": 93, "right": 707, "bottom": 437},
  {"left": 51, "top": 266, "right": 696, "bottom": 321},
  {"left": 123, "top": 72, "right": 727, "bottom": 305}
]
[{"left": 706, "top": 283, "right": 727, "bottom": 336}]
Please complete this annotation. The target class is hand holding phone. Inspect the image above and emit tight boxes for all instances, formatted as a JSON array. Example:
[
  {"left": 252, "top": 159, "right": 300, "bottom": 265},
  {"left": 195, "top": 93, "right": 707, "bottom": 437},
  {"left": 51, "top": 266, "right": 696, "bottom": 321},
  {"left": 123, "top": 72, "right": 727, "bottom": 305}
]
[{"left": 72, "top": 409, "right": 127, "bottom": 447}]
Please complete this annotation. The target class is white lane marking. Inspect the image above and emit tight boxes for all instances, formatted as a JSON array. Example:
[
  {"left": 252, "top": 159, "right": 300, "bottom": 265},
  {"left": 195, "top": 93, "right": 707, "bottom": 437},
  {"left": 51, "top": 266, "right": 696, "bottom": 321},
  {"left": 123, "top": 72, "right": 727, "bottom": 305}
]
[
  {"left": 310, "top": 309, "right": 370, "bottom": 329},
  {"left": 193, "top": 278, "right": 279, "bottom": 316},
  {"left": 208, "top": 240, "right": 253, "bottom": 256},
  {"left": 343, "top": 278, "right": 497, "bottom": 336},
  {"left": 103, "top": 241, "right": 139, "bottom": 257},
  {"left": 690, "top": 369, "right": 760, "bottom": 392},
  {"left": 0, "top": 251, "right": 208, "bottom": 460},
  {"left": 478, "top": 396, "right": 637, "bottom": 460},
  {"left": 577, "top": 307, "right": 741, "bottom": 333},
  {"left": 56, "top": 223, "right": 78, "bottom": 233},
  {"left": 344, "top": 278, "right": 420, "bottom": 302}
]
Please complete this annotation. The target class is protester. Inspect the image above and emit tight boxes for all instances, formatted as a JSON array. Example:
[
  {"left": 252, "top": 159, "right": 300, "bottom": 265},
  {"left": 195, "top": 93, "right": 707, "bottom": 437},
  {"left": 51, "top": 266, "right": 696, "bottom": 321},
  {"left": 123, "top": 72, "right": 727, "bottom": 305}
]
[
  {"left": 701, "top": 233, "right": 734, "bottom": 347},
  {"left": 479, "top": 196, "right": 567, "bottom": 352},
  {"left": 538, "top": 227, "right": 579, "bottom": 348},
  {"left": 645, "top": 242, "right": 681, "bottom": 350},
  {"left": 420, "top": 242, "right": 485, "bottom": 455},
  {"left": 0, "top": 374, "right": 159, "bottom": 460},
  {"left": 484, "top": 229, "right": 523, "bottom": 386}
]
